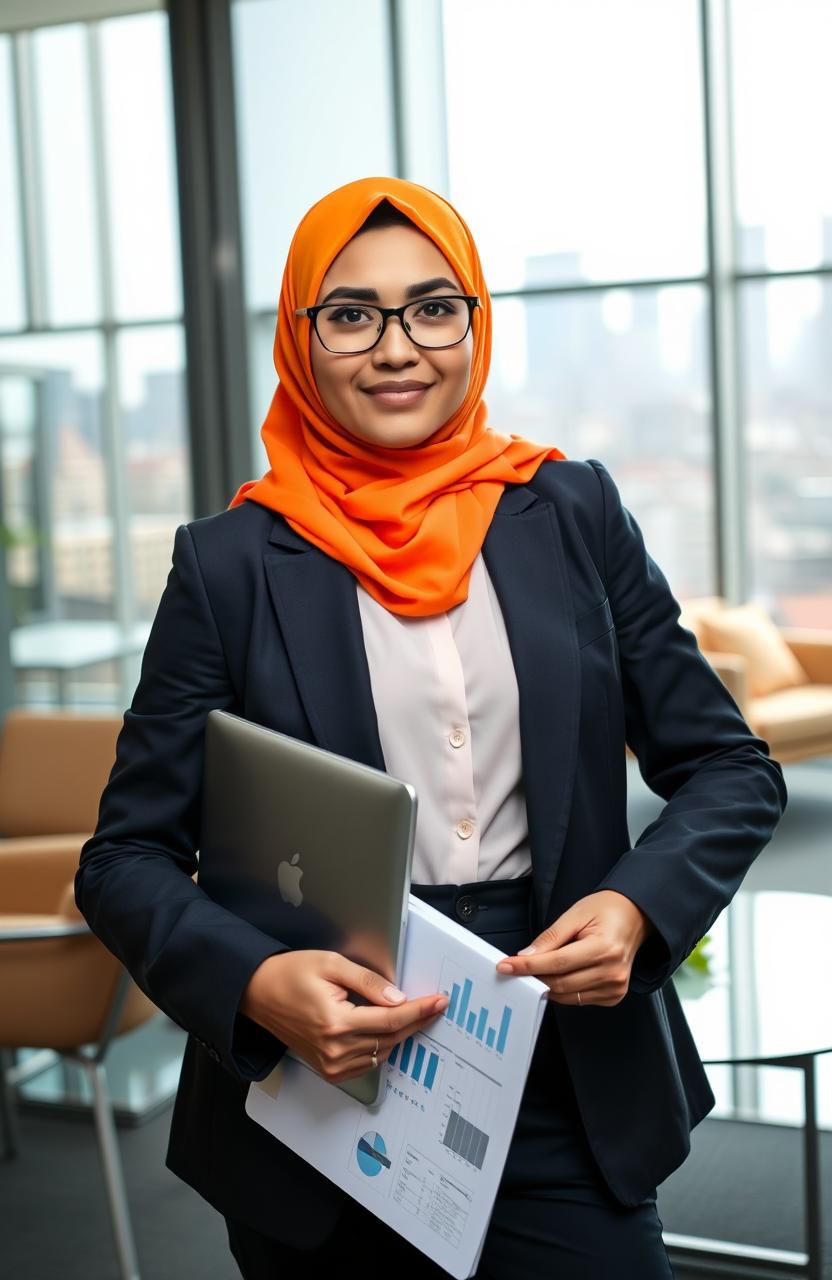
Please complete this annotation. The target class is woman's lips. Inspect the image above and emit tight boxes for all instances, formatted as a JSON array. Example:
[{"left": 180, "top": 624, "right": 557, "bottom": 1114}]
[{"left": 361, "top": 385, "right": 432, "bottom": 409}]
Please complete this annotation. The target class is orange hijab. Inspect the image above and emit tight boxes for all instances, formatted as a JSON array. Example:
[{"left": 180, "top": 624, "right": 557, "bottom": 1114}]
[{"left": 228, "top": 176, "right": 566, "bottom": 615}]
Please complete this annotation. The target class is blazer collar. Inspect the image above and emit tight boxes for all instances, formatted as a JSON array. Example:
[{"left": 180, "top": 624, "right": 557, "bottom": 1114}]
[{"left": 262, "top": 483, "right": 579, "bottom": 923}]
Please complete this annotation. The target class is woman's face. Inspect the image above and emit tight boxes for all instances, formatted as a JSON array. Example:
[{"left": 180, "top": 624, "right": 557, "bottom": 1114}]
[{"left": 309, "top": 223, "right": 474, "bottom": 449}]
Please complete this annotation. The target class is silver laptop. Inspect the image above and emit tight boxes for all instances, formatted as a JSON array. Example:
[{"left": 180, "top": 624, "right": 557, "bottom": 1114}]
[{"left": 198, "top": 709, "right": 417, "bottom": 1105}]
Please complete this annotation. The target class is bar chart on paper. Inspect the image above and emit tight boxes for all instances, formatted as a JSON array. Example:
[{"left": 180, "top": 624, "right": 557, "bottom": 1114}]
[
  {"left": 438, "top": 1070, "right": 497, "bottom": 1175},
  {"left": 439, "top": 959, "right": 513, "bottom": 1054},
  {"left": 246, "top": 898, "right": 550, "bottom": 1280},
  {"left": 388, "top": 1035, "right": 442, "bottom": 1091}
]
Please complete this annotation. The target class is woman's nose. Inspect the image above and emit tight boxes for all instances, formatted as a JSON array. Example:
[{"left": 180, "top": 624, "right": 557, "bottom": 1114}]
[{"left": 372, "top": 315, "right": 419, "bottom": 364}]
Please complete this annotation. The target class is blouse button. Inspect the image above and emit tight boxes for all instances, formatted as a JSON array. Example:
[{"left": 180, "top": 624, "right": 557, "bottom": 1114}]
[
  {"left": 456, "top": 819, "right": 475, "bottom": 840},
  {"left": 449, "top": 728, "right": 466, "bottom": 748}
]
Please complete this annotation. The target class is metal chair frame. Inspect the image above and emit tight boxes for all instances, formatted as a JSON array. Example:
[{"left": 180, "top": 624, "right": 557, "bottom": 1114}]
[{"left": 0, "top": 920, "right": 140, "bottom": 1280}]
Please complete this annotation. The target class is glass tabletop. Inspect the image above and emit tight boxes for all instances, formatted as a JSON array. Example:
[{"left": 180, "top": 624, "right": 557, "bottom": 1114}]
[
  {"left": 673, "top": 890, "right": 832, "bottom": 1063},
  {"left": 10, "top": 620, "right": 152, "bottom": 671},
  {"left": 17, "top": 1014, "right": 185, "bottom": 1124}
]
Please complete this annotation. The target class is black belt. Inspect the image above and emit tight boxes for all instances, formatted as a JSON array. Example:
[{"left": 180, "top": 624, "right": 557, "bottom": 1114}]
[{"left": 409, "top": 875, "right": 535, "bottom": 939}]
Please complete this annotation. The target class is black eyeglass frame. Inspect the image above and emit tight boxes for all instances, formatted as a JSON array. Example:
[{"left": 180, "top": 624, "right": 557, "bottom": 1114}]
[{"left": 295, "top": 294, "right": 480, "bottom": 354}]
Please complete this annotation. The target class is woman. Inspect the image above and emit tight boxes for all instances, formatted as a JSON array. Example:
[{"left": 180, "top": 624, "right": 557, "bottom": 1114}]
[{"left": 76, "top": 176, "right": 787, "bottom": 1278}]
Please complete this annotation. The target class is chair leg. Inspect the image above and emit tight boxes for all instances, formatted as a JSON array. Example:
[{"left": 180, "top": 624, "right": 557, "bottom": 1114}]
[
  {"left": 83, "top": 1058, "right": 141, "bottom": 1280},
  {"left": 0, "top": 1048, "right": 19, "bottom": 1159}
]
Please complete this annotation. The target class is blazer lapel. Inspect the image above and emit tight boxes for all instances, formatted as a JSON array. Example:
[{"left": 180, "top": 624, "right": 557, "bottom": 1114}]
[
  {"left": 482, "top": 488, "right": 581, "bottom": 926},
  {"left": 263, "top": 518, "right": 386, "bottom": 771}
]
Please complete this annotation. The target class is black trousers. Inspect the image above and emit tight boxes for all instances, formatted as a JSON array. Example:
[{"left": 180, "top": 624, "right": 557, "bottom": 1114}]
[{"left": 225, "top": 878, "right": 674, "bottom": 1279}]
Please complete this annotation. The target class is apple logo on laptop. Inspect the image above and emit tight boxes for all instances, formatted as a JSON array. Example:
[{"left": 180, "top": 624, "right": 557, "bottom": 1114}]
[{"left": 277, "top": 853, "right": 304, "bottom": 907}]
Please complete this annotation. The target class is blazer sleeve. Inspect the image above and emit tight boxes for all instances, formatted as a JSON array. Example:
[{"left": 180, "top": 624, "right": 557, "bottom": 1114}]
[
  {"left": 75, "top": 523, "right": 290, "bottom": 1082},
  {"left": 586, "top": 458, "right": 788, "bottom": 994}
]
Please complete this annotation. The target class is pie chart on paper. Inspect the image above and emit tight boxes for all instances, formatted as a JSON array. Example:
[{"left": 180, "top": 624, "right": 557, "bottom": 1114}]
[{"left": 356, "top": 1130, "right": 391, "bottom": 1177}]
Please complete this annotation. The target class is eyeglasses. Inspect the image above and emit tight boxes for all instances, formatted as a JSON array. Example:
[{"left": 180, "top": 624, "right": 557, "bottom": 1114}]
[{"left": 295, "top": 294, "right": 480, "bottom": 355}]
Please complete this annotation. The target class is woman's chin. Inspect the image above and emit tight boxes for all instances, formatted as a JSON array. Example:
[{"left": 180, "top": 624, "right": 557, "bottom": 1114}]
[{"left": 339, "top": 415, "right": 442, "bottom": 450}]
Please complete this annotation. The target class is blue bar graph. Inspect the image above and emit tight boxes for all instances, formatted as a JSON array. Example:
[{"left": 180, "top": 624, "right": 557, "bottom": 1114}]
[
  {"left": 386, "top": 1037, "right": 440, "bottom": 1091},
  {"left": 442, "top": 969, "right": 514, "bottom": 1054}
]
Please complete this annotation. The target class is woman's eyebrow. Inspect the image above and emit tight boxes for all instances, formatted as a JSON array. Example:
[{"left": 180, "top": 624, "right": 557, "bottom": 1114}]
[{"left": 320, "top": 276, "right": 458, "bottom": 304}]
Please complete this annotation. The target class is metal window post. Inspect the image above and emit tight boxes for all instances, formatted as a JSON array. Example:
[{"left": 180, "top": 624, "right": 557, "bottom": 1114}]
[
  {"left": 87, "top": 23, "right": 134, "bottom": 635},
  {"left": 390, "top": 0, "right": 450, "bottom": 193},
  {"left": 700, "top": 0, "right": 746, "bottom": 606},
  {"left": 167, "top": 0, "right": 252, "bottom": 518}
]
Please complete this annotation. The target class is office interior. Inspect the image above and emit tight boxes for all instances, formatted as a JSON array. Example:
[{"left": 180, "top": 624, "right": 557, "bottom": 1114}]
[{"left": 0, "top": 0, "right": 830, "bottom": 1277}]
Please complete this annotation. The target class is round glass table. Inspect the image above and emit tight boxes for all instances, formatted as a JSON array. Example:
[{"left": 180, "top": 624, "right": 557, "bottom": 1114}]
[{"left": 671, "top": 889, "right": 832, "bottom": 1280}]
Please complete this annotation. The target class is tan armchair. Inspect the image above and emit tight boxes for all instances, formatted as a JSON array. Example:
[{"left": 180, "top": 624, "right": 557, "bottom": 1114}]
[
  {"left": 678, "top": 597, "right": 832, "bottom": 764},
  {"left": 0, "top": 707, "right": 124, "bottom": 852},
  {"left": 0, "top": 842, "right": 157, "bottom": 1280},
  {"left": 0, "top": 710, "right": 156, "bottom": 1279}
]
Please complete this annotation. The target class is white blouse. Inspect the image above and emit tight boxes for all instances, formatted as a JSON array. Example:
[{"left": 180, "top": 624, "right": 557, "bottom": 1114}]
[{"left": 356, "top": 552, "right": 533, "bottom": 886}]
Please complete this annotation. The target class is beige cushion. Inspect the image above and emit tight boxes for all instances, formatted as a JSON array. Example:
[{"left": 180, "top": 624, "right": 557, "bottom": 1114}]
[
  {"left": 749, "top": 685, "right": 832, "bottom": 747},
  {"left": 0, "top": 710, "right": 121, "bottom": 838},
  {"left": 0, "top": 914, "right": 157, "bottom": 1049},
  {"left": 700, "top": 604, "right": 809, "bottom": 698},
  {"left": 0, "top": 841, "right": 87, "bottom": 913},
  {"left": 678, "top": 597, "right": 725, "bottom": 648}
]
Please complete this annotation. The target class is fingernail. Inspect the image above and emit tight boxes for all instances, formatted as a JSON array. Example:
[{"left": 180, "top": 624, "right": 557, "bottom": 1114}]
[
  {"left": 496, "top": 961, "right": 513, "bottom": 973},
  {"left": 383, "top": 985, "right": 406, "bottom": 1002},
  {"left": 517, "top": 945, "right": 537, "bottom": 956},
  {"left": 434, "top": 995, "right": 449, "bottom": 1010}
]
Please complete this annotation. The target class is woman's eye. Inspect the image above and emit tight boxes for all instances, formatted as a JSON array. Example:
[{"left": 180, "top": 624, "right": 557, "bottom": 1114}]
[
  {"left": 329, "top": 306, "right": 373, "bottom": 324},
  {"left": 417, "top": 298, "right": 455, "bottom": 319}
]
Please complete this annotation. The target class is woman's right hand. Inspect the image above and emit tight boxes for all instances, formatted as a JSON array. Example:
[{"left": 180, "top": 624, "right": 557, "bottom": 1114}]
[{"left": 239, "top": 950, "right": 449, "bottom": 1084}]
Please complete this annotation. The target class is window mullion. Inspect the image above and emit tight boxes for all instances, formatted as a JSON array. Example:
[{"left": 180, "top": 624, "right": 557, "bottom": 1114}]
[
  {"left": 701, "top": 0, "right": 746, "bottom": 607},
  {"left": 391, "top": 0, "right": 450, "bottom": 193},
  {"left": 88, "top": 21, "right": 134, "bottom": 644},
  {"left": 11, "top": 32, "right": 47, "bottom": 329},
  {"left": 168, "top": 0, "right": 252, "bottom": 518},
  {"left": 33, "top": 376, "right": 58, "bottom": 618}
]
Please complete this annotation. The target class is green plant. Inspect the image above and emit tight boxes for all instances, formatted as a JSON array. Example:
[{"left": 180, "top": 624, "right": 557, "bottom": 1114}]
[
  {"left": 0, "top": 521, "right": 43, "bottom": 627},
  {"left": 682, "top": 933, "right": 712, "bottom": 976}
]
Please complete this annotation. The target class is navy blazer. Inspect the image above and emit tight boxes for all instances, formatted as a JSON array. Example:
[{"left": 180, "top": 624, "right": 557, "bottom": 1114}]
[{"left": 76, "top": 457, "right": 786, "bottom": 1246}]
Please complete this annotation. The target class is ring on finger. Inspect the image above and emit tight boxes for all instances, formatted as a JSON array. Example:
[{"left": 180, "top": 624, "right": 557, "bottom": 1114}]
[{"left": 371, "top": 1037, "right": 379, "bottom": 1069}]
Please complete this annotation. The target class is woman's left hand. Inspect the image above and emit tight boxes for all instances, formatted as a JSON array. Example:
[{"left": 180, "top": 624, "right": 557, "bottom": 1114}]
[{"left": 495, "top": 890, "right": 655, "bottom": 1007}]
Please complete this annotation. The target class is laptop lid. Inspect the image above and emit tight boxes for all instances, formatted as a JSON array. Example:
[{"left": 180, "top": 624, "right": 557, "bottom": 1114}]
[{"left": 198, "top": 709, "right": 416, "bottom": 1105}]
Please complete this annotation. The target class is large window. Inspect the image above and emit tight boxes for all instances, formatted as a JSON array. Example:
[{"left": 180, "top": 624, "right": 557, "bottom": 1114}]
[
  {"left": 229, "top": 0, "right": 830, "bottom": 624},
  {"left": 731, "top": 0, "right": 832, "bottom": 625},
  {"left": 488, "top": 287, "right": 712, "bottom": 599},
  {"left": 0, "top": 10, "right": 189, "bottom": 706},
  {"left": 732, "top": 0, "right": 832, "bottom": 275},
  {"left": 3, "top": 0, "right": 824, "bottom": 712},
  {"left": 443, "top": 0, "right": 707, "bottom": 290},
  {"left": 440, "top": 0, "right": 713, "bottom": 600}
]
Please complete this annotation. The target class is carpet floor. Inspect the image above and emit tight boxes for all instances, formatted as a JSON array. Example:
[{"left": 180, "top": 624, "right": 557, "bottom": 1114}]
[{"left": 1, "top": 1101, "right": 830, "bottom": 1279}]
